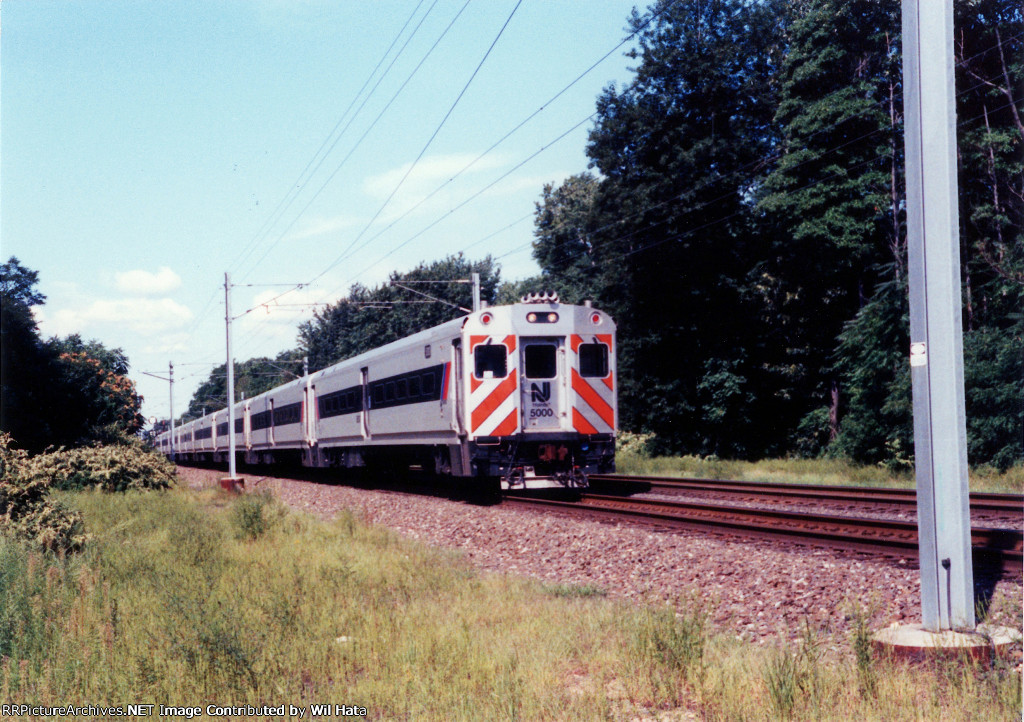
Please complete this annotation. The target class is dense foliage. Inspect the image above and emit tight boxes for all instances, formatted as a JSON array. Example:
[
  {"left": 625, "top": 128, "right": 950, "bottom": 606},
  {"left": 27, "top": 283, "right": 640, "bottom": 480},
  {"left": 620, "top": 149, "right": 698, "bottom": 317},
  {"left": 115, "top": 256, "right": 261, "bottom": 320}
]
[
  {"left": 32, "top": 440, "right": 178, "bottom": 493},
  {"left": 1, "top": 258, "right": 145, "bottom": 453},
  {"left": 0, "top": 434, "right": 87, "bottom": 553},
  {"left": 528, "top": 0, "right": 1022, "bottom": 468}
]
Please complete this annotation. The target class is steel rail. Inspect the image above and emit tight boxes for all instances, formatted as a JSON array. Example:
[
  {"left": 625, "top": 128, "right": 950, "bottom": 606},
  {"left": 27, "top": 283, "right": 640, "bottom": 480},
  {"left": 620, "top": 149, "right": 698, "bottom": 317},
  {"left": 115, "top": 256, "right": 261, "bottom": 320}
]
[
  {"left": 588, "top": 473, "right": 1024, "bottom": 515},
  {"left": 503, "top": 492, "right": 1023, "bottom": 573}
]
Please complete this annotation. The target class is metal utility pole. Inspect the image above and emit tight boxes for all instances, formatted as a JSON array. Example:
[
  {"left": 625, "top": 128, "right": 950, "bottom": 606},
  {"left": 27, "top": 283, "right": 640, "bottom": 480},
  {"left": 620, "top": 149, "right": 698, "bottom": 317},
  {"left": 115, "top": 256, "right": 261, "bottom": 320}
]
[
  {"left": 141, "top": 362, "right": 175, "bottom": 458},
  {"left": 169, "top": 362, "right": 175, "bottom": 460},
  {"left": 902, "top": 0, "right": 974, "bottom": 630},
  {"left": 225, "top": 273, "right": 240, "bottom": 483},
  {"left": 472, "top": 272, "right": 481, "bottom": 312}
]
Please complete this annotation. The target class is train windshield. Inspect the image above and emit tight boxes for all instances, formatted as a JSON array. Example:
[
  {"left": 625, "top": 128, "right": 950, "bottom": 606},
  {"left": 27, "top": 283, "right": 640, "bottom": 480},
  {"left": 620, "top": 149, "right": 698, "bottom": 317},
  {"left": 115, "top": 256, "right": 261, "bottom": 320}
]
[
  {"left": 579, "top": 343, "right": 608, "bottom": 378},
  {"left": 524, "top": 344, "right": 557, "bottom": 379},
  {"left": 474, "top": 345, "right": 507, "bottom": 378}
]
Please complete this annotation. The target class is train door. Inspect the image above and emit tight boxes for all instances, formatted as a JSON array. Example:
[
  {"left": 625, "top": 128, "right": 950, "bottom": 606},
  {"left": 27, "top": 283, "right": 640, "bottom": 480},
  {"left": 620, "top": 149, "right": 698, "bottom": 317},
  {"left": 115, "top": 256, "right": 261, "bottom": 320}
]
[
  {"left": 360, "top": 367, "right": 370, "bottom": 439},
  {"left": 243, "top": 401, "right": 252, "bottom": 450},
  {"left": 303, "top": 383, "right": 316, "bottom": 446},
  {"left": 520, "top": 338, "right": 563, "bottom": 430}
]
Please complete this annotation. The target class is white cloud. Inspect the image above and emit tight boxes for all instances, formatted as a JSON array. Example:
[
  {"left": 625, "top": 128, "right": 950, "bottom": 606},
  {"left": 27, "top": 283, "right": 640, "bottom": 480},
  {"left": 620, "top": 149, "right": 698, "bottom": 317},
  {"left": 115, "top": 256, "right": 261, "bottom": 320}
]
[
  {"left": 363, "top": 153, "right": 507, "bottom": 197},
  {"left": 115, "top": 267, "right": 182, "bottom": 295},
  {"left": 288, "top": 215, "right": 357, "bottom": 242},
  {"left": 141, "top": 332, "right": 192, "bottom": 355},
  {"left": 361, "top": 153, "right": 511, "bottom": 225},
  {"left": 41, "top": 297, "right": 193, "bottom": 338}
]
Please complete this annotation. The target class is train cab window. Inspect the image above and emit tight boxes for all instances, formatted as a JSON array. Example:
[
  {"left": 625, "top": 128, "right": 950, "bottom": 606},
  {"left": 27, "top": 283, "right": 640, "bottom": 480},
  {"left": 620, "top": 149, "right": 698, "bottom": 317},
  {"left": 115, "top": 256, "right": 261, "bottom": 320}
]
[
  {"left": 579, "top": 343, "right": 609, "bottom": 378},
  {"left": 474, "top": 345, "right": 507, "bottom": 379},
  {"left": 524, "top": 344, "right": 557, "bottom": 379}
]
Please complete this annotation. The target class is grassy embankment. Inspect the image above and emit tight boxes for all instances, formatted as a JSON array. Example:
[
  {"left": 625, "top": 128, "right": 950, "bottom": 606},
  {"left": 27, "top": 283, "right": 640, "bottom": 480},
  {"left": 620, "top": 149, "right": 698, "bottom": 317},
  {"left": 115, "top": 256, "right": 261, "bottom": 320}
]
[
  {"left": 2, "top": 486, "right": 1020, "bottom": 721},
  {"left": 615, "top": 445, "right": 1024, "bottom": 494}
]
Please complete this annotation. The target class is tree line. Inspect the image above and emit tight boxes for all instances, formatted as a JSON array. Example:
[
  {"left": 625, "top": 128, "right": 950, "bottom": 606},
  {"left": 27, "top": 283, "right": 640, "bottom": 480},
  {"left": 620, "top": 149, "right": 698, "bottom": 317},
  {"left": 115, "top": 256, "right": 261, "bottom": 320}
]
[
  {"left": 516, "top": 0, "right": 1020, "bottom": 469},
  {"left": 1, "top": 258, "right": 144, "bottom": 453}
]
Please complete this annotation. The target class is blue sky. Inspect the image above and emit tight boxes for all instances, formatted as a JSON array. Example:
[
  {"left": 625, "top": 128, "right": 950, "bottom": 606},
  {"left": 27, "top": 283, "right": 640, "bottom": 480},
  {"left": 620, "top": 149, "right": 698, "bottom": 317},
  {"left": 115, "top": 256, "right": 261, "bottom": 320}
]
[{"left": 2, "top": 0, "right": 643, "bottom": 422}]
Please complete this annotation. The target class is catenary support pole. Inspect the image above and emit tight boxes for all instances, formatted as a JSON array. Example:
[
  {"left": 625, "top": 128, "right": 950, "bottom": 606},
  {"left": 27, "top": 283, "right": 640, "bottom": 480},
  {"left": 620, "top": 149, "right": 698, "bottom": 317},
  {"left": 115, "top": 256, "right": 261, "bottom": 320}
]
[
  {"left": 169, "top": 361, "right": 175, "bottom": 460},
  {"left": 225, "top": 272, "right": 239, "bottom": 482},
  {"left": 902, "top": 0, "right": 974, "bottom": 630},
  {"left": 472, "top": 272, "right": 481, "bottom": 312}
]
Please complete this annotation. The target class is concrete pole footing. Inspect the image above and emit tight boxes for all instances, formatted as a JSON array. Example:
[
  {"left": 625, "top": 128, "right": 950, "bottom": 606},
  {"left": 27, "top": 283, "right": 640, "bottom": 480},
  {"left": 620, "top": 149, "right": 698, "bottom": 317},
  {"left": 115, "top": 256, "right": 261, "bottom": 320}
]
[
  {"left": 220, "top": 477, "right": 245, "bottom": 493},
  {"left": 872, "top": 623, "right": 1021, "bottom": 664}
]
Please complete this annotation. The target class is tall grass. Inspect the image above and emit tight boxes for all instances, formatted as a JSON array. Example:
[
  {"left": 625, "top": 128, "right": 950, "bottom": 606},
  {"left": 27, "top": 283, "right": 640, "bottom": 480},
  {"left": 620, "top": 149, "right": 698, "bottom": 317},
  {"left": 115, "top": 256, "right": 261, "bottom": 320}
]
[
  {"left": 615, "top": 451, "right": 1024, "bottom": 493},
  {"left": 1, "top": 487, "right": 1019, "bottom": 720}
]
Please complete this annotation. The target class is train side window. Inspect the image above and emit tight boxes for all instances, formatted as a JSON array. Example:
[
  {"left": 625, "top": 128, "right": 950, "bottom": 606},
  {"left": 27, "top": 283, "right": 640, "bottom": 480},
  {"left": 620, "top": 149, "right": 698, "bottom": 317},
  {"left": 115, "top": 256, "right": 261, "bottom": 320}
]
[
  {"left": 409, "top": 375, "right": 421, "bottom": 398},
  {"left": 372, "top": 384, "right": 384, "bottom": 406},
  {"left": 422, "top": 372, "right": 435, "bottom": 394},
  {"left": 524, "top": 344, "right": 557, "bottom": 379},
  {"left": 385, "top": 382, "right": 396, "bottom": 402},
  {"left": 579, "top": 343, "right": 609, "bottom": 378},
  {"left": 474, "top": 345, "right": 507, "bottom": 379},
  {"left": 396, "top": 379, "right": 408, "bottom": 399}
]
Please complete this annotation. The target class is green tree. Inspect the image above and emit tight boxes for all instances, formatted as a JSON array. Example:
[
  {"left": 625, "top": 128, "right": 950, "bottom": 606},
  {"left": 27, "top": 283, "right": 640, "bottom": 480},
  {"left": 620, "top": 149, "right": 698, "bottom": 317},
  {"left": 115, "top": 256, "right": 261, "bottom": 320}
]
[
  {"left": 530, "top": 173, "right": 604, "bottom": 305},
  {"left": 1, "top": 258, "right": 54, "bottom": 451},
  {"left": 572, "top": 0, "right": 788, "bottom": 456},
  {"left": 757, "top": 0, "right": 904, "bottom": 453},
  {"left": 1, "top": 260, "right": 144, "bottom": 450},
  {"left": 183, "top": 352, "right": 305, "bottom": 422},
  {"left": 774, "top": 0, "right": 1022, "bottom": 468}
]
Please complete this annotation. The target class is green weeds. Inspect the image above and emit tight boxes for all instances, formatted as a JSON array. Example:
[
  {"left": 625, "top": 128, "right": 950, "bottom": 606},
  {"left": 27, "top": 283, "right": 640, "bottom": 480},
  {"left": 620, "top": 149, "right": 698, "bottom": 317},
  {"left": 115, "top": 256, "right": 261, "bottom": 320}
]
[{"left": 1, "top": 487, "right": 1019, "bottom": 720}]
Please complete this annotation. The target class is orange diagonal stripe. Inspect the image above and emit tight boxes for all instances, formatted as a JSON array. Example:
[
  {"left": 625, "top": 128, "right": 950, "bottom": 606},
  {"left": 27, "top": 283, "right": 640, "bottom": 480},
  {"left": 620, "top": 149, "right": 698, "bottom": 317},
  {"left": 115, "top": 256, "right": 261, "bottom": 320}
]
[
  {"left": 572, "top": 408, "right": 598, "bottom": 434},
  {"left": 471, "top": 374, "right": 518, "bottom": 431},
  {"left": 491, "top": 408, "right": 519, "bottom": 436},
  {"left": 571, "top": 368, "right": 614, "bottom": 429}
]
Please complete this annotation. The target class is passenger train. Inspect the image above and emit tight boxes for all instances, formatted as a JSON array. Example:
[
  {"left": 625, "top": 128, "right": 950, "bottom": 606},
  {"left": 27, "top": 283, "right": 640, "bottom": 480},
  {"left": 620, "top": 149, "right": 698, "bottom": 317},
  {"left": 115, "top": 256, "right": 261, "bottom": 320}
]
[{"left": 156, "top": 296, "right": 616, "bottom": 489}]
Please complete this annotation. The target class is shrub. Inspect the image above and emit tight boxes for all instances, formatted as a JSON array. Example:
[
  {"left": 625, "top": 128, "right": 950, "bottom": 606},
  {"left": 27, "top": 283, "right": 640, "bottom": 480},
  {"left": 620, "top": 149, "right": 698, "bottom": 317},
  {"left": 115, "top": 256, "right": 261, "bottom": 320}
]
[
  {"left": 31, "top": 440, "right": 177, "bottom": 492},
  {"left": 616, "top": 431, "right": 655, "bottom": 457},
  {"left": 0, "top": 434, "right": 87, "bottom": 553},
  {"left": 230, "top": 491, "right": 284, "bottom": 541}
]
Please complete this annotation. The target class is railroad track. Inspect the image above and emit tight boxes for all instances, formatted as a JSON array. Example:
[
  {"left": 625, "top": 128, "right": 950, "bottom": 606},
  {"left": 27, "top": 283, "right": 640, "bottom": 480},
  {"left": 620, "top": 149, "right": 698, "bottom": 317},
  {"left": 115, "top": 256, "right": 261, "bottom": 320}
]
[
  {"left": 588, "top": 473, "right": 1024, "bottom": 519},
  {"left": 502, "top": 492, "right": 1023, "bottom": 573}
]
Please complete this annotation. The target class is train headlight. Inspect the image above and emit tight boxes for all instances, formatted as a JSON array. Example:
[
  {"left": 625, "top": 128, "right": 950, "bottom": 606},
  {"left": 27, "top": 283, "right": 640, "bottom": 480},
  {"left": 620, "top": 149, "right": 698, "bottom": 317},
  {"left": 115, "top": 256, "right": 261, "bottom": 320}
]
[
  {"left": 526, "top": 312, "right": 558, "bottom": 323},
  {"left": 527, "top": 312, "right": 537, "bottom": 322}
]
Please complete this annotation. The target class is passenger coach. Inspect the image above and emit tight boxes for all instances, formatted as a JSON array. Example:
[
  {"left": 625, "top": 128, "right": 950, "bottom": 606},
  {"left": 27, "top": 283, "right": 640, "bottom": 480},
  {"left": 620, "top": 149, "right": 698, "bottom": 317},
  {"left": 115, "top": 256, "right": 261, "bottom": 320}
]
[{"left": 158, "top": 295, "right": 616, "bottom": 489}]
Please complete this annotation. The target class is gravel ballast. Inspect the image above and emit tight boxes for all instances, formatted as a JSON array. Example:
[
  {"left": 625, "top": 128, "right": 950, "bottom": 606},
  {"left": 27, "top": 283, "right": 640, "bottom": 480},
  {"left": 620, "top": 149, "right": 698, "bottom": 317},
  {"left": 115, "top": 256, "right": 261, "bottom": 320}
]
[{"left": 176, "top": 466, "right": 1021, "bottom": 647}]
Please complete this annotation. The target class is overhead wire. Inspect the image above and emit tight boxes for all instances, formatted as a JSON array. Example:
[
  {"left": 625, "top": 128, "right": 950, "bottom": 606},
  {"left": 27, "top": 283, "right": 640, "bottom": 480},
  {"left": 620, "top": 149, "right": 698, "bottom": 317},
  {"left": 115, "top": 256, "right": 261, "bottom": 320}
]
[
  {"left": 229, "top": 0, "right": 432, "bottom": 278},
  {"left": 233, "top": 0, "right": 684, "bottom": 339},
  {"left": 309, "top": 0, "right": 525, "bottom": 286},
  {"left": 238, "top": 0, "right": 476, "bottom": 283}
]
